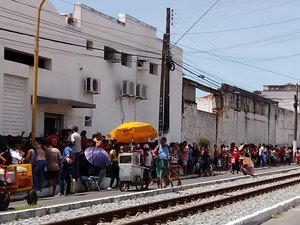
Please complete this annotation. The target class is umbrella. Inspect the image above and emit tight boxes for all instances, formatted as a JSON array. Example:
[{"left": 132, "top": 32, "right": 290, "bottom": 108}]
[
  {"left": 107, "top": 121, "right": 158, "bottom": 144},
  {"left": 84, "top": 147, "right": 111, "bottom": 168}
]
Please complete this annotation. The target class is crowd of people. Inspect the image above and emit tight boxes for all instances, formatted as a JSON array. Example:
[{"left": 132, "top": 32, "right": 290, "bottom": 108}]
[{"left": 0, "top": 127, "right": 299, "bottom": 197}]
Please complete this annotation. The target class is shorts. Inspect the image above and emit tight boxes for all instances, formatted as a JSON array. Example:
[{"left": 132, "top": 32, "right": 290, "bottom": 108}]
[
  {"left": 182, "top": 159, "right": 188, "bottom": 166},
  {"left": 156, "top": 159, "right": 168, "bottom": 178}
]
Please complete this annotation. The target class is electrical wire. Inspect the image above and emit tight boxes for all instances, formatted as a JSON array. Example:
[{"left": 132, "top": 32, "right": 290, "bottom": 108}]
[
  {"left": 178, "top": 16, "right": 300, "bottom": 35},
  {"left": 175, "top": 42, "right": 300, "bottom": 81},
  {"left": 0, "top": 26, "right": 163, "bottom": 60},
  {"left": 173, "top": 13, "right": 258, "bottom": 91},
  {"left": 171, "top": 0, "right": 220, "bottom": 48},
  {"left": 0, "top": 8, "right": 161, "bottom": 57}
]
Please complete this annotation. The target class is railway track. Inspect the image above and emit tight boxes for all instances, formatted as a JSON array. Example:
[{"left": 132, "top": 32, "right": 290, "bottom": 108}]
[{"left": 44, "top": 173, "right": 300, "bottom": 225}]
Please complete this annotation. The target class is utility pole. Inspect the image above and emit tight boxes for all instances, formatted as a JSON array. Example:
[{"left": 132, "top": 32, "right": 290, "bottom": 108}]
[
  {"left": 32, "top": 0, "right": 46, "bottom": 144},
  {"left": 158, "top": 8, "right": 171, "bottom": 137},
  {"left": 293, "top": 83, "right": 299, "bottom": 154}
]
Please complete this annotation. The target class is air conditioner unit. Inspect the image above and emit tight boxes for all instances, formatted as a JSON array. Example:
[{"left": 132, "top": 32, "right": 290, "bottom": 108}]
[
  {"left": 104, "top": 46, "right": 121, "bottom": 63},
  {"left": 92, "top": 79, "right": 100, "bottom": 94},
  {"left": 135, "top": 84, "right": 142, "bottom": 99},
  {"left": 122, "top": 80, "right": 134, "bottom": 97},
  {"left": 84, "top": 77, "right": 100, "bottom": 94},
  {"left": 141, "top": 84, "right": 147, "bottom": 99}
]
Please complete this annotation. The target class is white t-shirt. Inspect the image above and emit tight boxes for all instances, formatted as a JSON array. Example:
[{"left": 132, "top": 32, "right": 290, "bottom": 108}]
[
  {"left": 144, "top": 151, "right": 153, "bottom": 167},
  {"left": 71, "top": 132, "right": 82, "bottom": 153}
]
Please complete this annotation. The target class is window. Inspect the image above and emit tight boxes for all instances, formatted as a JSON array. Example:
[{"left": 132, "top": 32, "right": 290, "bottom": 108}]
[
  {"left": 85, "top": 116, "right": 92, "bottom": 126},
  {"left": 149, "top": 63, "right": 158, "bottom": 75},
  {"left": 121, "top": 53, "right": 132, "bottom": 67},
  {"left": 4, "top": 48, "right": 52, "bottom": 70},
  {"left": 137, "top": 59, "right": 145, "bottom": 68},
  {"left": 86, "top": 40, "right": 93, "bottom": 50}
]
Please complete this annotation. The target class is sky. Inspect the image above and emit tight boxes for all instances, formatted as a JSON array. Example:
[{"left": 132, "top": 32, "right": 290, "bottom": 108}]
[{"left": 50, "top": 0, "right": 300, "bottom": 95}]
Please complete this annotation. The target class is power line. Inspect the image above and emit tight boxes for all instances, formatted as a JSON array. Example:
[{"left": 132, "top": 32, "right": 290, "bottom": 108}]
[
  {"left": 0, "top": 9, "right": 163, "bottom": 57},
  {"left": 205, "top": 51, "right": 300, "bottom": 81},
  {"left": 0, "top": 26, "right": 162, "bottom": 60},
  {"left": 174, "top": 16, "right": 300, "bottom": 35},
  {"left": 173, "top": 60, "right": 220, "bottom": 88},
  {"left": 171, "top": 0, "right": 220, "bottom": 48},
  {"left": 172, "top": 11, "right": 261, "bottom": 91},
  {"left": 176, "top": 42, "right": 300, "bottom": 81},
  {"left": 2, "top": 3, "right": 162, "bottom": 56}
]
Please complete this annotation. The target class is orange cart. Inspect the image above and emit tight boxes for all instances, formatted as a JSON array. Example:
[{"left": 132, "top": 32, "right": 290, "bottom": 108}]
[{"left": 0, "top": 164, "right": 37, "bottom": 210}]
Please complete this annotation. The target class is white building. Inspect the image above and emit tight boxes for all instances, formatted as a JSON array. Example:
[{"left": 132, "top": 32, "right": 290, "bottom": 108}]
[
  {"left": 0, "top": 0, "right": 183, "bottom": 142},
  {"left": 196, "top": 94, "right": 213, "bottom": 113},
  {"left": 261, "top": 83, "right": 297, "bottom": 111}
]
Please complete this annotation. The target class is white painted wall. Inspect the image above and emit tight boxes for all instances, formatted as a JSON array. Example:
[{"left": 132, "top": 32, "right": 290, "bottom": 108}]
[{"left": 0, "top": 0, "right": 183, "bottom": 142}]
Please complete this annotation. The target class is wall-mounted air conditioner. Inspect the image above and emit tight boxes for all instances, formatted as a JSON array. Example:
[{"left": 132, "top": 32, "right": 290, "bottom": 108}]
[
  {"left": 122, "top": 80, "right": 134, "bottom": 97},
  {"left": 104, "top": 46, "right": 121, "bottom": 63},
  {"left": 84, "top": 77, "right": 100, "bottom": 94}
]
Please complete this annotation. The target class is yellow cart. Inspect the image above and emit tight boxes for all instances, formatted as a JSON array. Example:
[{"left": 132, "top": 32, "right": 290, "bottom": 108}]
[{"left": 0, "top": 164, "right": 37, "bottom": 210}]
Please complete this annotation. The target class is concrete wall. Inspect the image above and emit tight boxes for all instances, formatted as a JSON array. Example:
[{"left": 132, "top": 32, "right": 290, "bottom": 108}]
[
  {"left": 181, "top": 101, "right": 217, "bottom": 147},
  {"left": 182, "top": 80, "right": 299, "bottom": 147}
]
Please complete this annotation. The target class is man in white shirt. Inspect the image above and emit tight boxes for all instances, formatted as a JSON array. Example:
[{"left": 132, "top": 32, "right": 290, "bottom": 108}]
[{"left": 71, "top": 126, "right": 82, "bottom": 181}]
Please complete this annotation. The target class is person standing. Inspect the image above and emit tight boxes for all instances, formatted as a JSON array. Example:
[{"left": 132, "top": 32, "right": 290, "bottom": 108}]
[
  {"left": 70, "top": 126, "right": 81, "bottom": 180},
  {"left": 80, "top": 130, "right": 90, "bottom": 151},
  {"left": 153, "top": 137, "right": 170, "bottom": 188},
  {"left": 143, "top": 144, "right": 153, "bottom": 190},
  {"left": 231, "top": 146, "right": 240, "bottom": 174},
  {"left": 58, "top": 141, "right": 74, "bottom": 196},
  {"left": 46, "top": 129, "right": 60, "bottom": 149},
  {"left": 45, "top": 141, "right": 61, "bottom": 196},
  {"left": 107, "top": 143, "right": 122, "bottom": 190},
  {"left": 181, "top": 141, "right": 189, "bottom": 176},
  {"left": 33, "top": 139, "right": 47, "bottom": 191}
]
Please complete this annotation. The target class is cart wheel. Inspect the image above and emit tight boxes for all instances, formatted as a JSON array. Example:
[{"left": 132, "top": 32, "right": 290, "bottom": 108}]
[
  {"left": 119, "top": 182, "right": 126, "bottom": 192},
  {"left": 27, "top": 190, "right": 38, "bottom": 205},
  {"left": 0, "top": 193, "right": 10, "bottom": 211},
  {"left": 135, "top": 176, "right": 143, "bottom": 191}
]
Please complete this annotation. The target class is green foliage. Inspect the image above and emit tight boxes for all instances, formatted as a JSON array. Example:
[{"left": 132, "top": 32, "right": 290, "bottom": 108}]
[{"left": 198, "top": 137, "right": 210, "bottom": 148}]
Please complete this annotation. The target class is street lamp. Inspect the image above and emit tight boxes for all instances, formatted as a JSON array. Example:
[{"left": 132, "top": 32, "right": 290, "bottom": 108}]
[{"left": 31, "top": 0, "right": 46, "bottom": 144}]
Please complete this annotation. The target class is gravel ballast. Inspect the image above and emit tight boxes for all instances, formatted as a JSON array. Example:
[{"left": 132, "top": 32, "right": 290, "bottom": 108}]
[{"left": 1, "top": 169, "right": 300, "bottom": 225}]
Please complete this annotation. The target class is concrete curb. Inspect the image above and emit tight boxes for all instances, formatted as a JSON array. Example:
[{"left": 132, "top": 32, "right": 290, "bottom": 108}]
[
  {"left": 225, "top": 196, "right": 300, "bottom": 225},
  {"left": 1, "top": 167, "right": 299, "bottom": 223}
]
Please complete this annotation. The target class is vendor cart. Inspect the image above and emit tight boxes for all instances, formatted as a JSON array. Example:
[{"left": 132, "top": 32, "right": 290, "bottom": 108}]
[
  {"left": 118, "top": 153, "right": 145, "bottom": 191},
  {"left": 0, "top": 164, "right": 37, "bottom": 210}
]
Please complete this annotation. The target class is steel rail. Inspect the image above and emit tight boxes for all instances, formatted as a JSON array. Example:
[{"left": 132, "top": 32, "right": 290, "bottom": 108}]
[
  {"left": 121, "top": 178, "right": 300, "bottom": 225},
  {"left": 43, "top": 173, "right": 300, "bottom": 225}
]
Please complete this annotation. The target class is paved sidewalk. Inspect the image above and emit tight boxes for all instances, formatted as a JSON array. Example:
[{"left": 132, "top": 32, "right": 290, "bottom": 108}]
[{"left": 261, "top": 204, "right": 300, "bottom": 225}]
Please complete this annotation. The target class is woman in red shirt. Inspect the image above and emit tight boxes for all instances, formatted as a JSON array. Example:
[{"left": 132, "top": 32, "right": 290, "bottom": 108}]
[{"left": 231, "top": 146, "right": 240, "bottom": 174}]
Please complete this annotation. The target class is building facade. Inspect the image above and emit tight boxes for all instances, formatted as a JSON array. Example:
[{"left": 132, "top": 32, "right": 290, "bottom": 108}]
[
  {"left": 0, "top": 0, "right": 183, "bottom": 142},
  {"left": 261, "top": 83, "right": 297, "bottom": 111}
]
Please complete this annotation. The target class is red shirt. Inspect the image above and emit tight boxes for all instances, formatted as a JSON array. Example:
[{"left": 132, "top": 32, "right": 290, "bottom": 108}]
[{"left": 231, "top": 151, "right": 240, "bottom": 160}]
